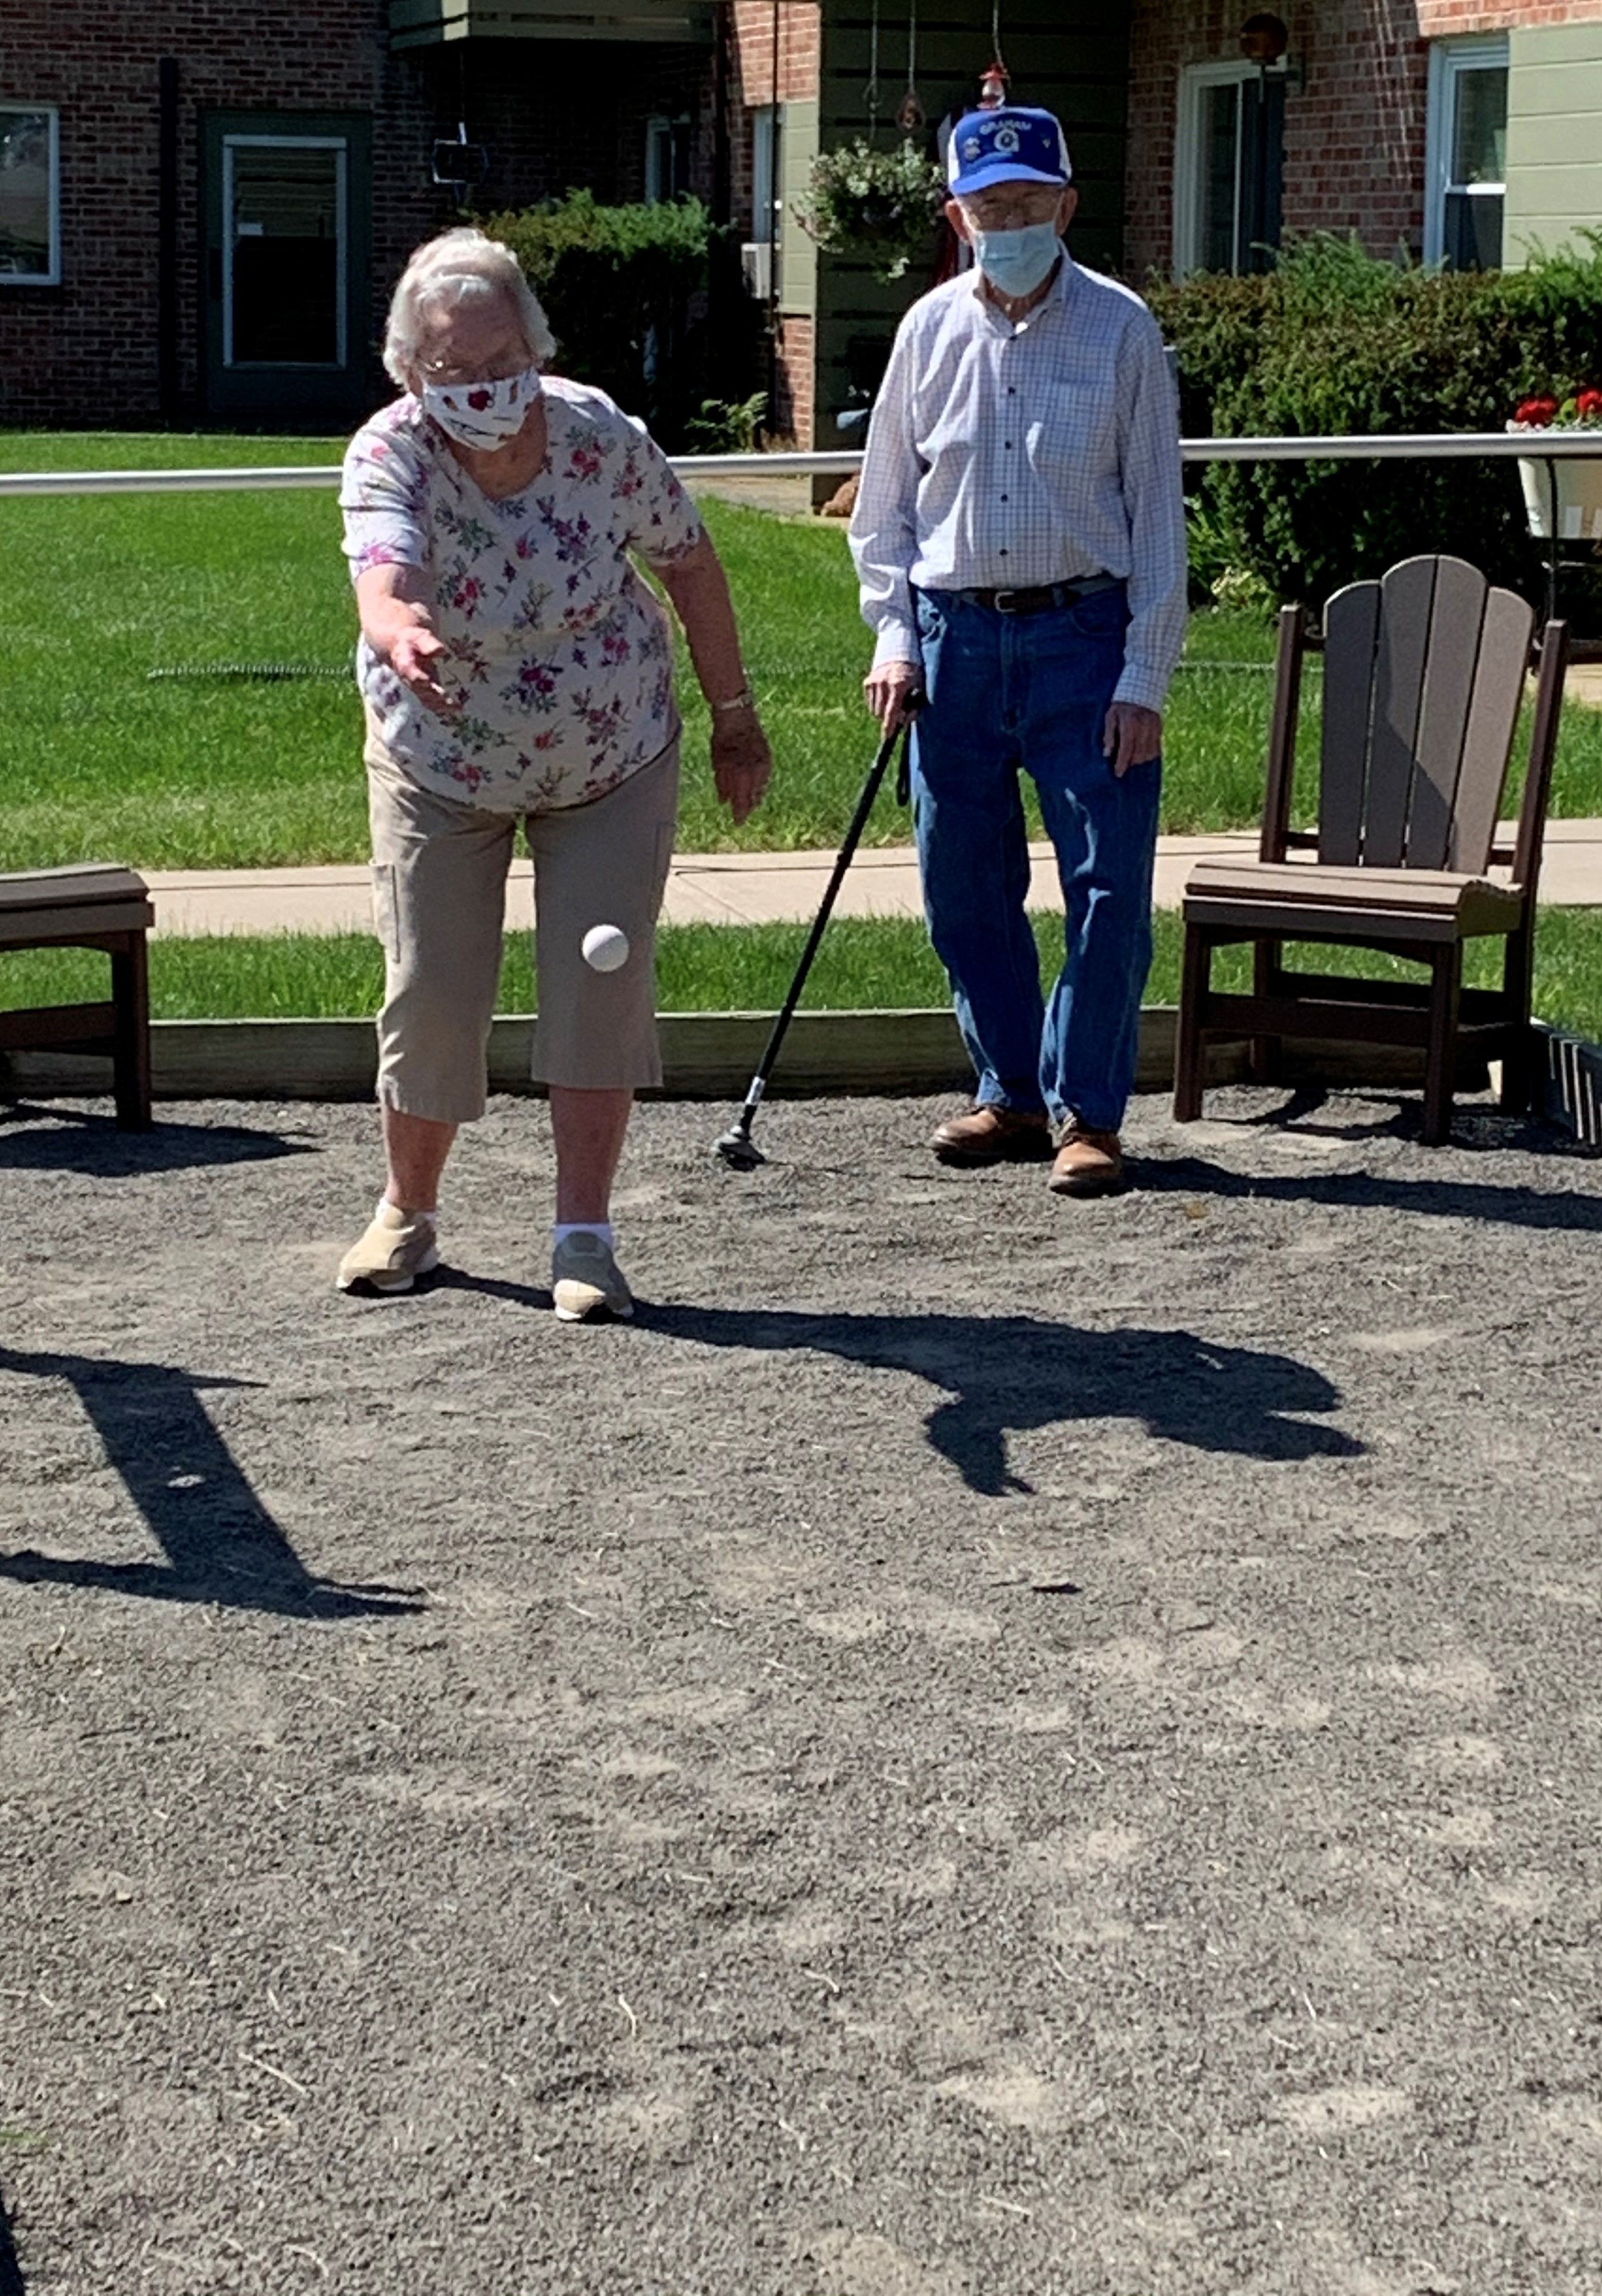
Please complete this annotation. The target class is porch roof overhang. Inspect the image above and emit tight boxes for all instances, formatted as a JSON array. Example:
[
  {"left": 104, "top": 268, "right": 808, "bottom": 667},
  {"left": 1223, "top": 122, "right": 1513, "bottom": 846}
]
[{"left": 389, "top": 0, "right": 713, "bottom": 45}]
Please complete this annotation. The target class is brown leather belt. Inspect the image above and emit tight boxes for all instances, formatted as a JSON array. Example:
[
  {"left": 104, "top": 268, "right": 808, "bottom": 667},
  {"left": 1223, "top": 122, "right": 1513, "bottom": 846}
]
[{"left": 954, "top": 574, "right": 1122, "bottom": 615}]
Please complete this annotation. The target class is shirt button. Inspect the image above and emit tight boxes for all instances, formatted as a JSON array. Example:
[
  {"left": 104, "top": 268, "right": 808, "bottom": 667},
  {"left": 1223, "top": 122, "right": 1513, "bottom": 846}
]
[
  {"left": 1004, "top": 440, "right": 1012, "bottom": 449},
  {"left": 1001, "top": 494, "right": 1008, "bottom": 503},
  {"left": 999, "top": 547, "right": 1008, "bottom": 556}
]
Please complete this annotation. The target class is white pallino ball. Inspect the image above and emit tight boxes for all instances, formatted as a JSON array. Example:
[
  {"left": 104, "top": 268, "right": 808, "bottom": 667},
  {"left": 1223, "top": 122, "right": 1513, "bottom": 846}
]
[{"left": 581, "top": 922, "right": 631, "bottom": 973}]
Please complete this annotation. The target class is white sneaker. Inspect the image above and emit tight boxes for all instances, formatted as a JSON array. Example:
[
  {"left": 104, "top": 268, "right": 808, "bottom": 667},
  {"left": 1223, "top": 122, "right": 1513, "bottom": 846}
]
[
  {"left": 337, "top": 1203, "right": 440, "bottom": 1295},
  {"left": 552, "top": 1231, "right": 634, "bottom": 1323}
]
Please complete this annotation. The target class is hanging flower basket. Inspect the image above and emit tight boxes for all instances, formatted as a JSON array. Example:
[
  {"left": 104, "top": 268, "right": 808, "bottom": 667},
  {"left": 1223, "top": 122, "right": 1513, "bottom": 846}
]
[
  {"left": 1508, "top": 387, "right": 1602, "bottom": 542},
  {"left": 793, "top": 138, "right": 944, "bottom": 283}
]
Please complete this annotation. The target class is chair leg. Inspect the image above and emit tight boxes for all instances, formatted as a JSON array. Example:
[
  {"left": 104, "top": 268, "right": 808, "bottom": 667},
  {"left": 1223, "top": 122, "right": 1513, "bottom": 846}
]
[
  {"left": 1497, "top": 925, "right": 1536, "bottom": 1116},
  {"left": 1248, "top": 935, "right": 1282, "bottom": 1083},
  {"left": 110, "top": 931, "right": 153, "bottom": 1131},
  {"left": 1422, "top": 943, "right": 1462, "bottom": 1147},
  {"left": 1174, "top": 921, "right": 1211, "bottom": 1122}
]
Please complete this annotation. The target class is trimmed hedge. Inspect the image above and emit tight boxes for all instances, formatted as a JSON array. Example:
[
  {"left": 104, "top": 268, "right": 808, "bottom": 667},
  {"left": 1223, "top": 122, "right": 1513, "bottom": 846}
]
[
  {"left": 478, "top": 191, "right": 763, "bottom": 451},
  {"left": 1146, "top": 234, "right": 1602, "bottom": 624}
]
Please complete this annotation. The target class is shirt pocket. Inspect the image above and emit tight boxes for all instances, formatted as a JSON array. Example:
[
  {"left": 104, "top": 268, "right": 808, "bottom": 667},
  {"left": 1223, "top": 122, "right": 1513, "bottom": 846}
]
[{"left": 1024, "top": 385, "right": 1119, "bottom": 493}]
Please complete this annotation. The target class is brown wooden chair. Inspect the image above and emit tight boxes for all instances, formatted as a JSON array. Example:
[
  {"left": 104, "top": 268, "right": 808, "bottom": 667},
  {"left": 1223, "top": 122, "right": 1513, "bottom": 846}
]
[
  {"left": 0, "top": 865, "right": 154, "bottom": 1128},
  {"left": 1173, "top": 555, "right": 1569, "bottom": 1145}
]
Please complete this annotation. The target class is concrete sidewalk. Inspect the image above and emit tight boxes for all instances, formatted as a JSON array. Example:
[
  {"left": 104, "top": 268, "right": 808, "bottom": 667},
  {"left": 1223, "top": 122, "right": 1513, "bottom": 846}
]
[{"left": 142, "top": 819, "right": 1602, "bottom": 938}]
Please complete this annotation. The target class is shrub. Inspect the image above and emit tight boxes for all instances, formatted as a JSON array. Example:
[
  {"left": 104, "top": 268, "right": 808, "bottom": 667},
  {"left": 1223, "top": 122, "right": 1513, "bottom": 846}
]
[
  {"left": 682, "top": 392, "right": 770, "bottom": 454},
  {"left": 1147, "top": 233, "right": 1602, "bottom": 623},
  {"left": 479, "top": 191, "right": 763, "bottom": 450}
]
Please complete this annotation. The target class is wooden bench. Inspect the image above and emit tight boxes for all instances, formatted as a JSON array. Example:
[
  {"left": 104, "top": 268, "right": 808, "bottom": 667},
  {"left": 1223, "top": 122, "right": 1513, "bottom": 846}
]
[{"left": 0, "top": 865, "right": 155, "bottom": 1129}]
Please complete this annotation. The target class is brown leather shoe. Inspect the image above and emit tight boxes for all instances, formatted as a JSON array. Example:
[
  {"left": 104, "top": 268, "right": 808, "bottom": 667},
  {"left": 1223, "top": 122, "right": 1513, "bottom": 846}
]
[
  {"left": 930, "top": 1102, "right": 1053, "bottom": 1166},
  {"left": 1048, "top": 1119, "right": 1125, "bottom": 1196}
]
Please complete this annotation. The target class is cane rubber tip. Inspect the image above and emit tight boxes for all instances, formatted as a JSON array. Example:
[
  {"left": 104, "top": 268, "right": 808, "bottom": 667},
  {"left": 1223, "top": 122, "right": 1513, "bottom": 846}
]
[{"left": 715, "top": 1130, "right": 765, "bottom": 1171}]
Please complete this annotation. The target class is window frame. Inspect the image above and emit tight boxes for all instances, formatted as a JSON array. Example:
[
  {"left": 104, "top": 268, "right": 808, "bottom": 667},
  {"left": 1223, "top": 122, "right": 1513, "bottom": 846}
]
[
  {"left": 0, "top": 102, "right": 61, "bottom": 287},
  {"left": 220, "top": 131, "right": 348, "bottom": 370},
  {"left": 1423, "top": 34, "right": 1509, "bottom": 269},
  {"left": 1173, "top": 59, "right": 1281, "bottom": 278},
  {"left": 750, "top": 103, "right": 778, "bottom": 247},
  {"left": 644, "top": 112, "right": 692, "bottom": 206}
]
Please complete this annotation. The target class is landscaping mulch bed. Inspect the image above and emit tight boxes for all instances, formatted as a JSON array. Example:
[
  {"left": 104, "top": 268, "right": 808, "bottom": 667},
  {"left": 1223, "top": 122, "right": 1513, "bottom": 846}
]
[{"left": 3, "top": 1087, "right": 1601, "bottom": 2295}]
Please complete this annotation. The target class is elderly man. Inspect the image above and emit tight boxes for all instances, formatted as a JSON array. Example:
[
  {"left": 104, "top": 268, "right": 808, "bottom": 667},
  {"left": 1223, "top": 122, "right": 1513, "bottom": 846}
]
[{"left": 850, "top": 105, "right": 1186, "bottom": 1195}]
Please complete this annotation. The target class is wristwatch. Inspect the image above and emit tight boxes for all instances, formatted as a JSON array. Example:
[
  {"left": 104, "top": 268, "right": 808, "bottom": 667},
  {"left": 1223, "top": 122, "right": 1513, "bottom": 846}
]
[{"left": 710, "top": 684, "right": 756, "bottom": 715}]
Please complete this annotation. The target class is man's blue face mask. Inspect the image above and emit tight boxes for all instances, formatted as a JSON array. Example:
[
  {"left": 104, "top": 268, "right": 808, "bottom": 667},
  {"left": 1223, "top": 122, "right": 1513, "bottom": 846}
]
[{"left": 971, "top": 218, "right": 1061, "bottom": 300}]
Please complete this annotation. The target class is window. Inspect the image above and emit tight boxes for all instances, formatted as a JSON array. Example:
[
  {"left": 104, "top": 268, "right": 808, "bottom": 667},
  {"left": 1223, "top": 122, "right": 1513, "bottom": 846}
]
[
  {"left": 1425, "top": 38, "right": 1508, "bottom": 269},
  {"left": 1174, "top": 62, "right": 1284, "bottom": 276},
  {"left": 644, "top": 114, "right": 691, "bottom": 205},
  {"left": 0, "top": 104, "right": 60, "bottom": 285},
  {"left": 750, "top": 104, "right": 778, "bottom": 245},
  {"left": 222, "top": 136, "right": 346, "bottom": 367}
]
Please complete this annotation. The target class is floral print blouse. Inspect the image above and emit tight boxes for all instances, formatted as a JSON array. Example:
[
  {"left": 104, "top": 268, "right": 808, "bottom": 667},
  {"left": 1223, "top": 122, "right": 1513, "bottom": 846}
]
[{"left": 339, "top": 378, "right": 704, "bottom": 811}]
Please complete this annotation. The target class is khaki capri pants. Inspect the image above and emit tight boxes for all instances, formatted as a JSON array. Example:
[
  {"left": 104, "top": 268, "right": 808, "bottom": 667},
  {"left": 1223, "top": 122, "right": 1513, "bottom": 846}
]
[{"left": 367, "top": 739, "right": 680, "bottom": 1123}]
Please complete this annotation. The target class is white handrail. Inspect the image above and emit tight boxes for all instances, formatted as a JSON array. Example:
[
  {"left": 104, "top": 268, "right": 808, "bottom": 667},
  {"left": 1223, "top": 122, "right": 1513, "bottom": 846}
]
[{"left": 1, "top": 431, "right": 1599, "bottom": 495}]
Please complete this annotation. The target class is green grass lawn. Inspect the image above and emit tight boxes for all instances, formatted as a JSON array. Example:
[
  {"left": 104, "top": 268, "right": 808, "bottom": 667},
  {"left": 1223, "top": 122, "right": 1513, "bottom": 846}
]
[
  {"left": 6, "top": 907, "right": 1601, "bottom": 1042},
  {"left": 4, "top": 429, "right": 1600, "bottom": 871}
]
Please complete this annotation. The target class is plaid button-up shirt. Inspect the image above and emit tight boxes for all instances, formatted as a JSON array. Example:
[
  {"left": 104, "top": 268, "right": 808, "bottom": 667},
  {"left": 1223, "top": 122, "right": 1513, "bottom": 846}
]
[{"left": 849, "top": 253, "right": 1188, "bottom": 713}]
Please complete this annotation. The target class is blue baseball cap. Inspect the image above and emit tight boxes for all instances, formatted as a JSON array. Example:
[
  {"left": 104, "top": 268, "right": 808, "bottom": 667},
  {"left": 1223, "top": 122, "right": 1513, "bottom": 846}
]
[{"left": 946, "top": 107, "right": 1073, "bottom": 196}]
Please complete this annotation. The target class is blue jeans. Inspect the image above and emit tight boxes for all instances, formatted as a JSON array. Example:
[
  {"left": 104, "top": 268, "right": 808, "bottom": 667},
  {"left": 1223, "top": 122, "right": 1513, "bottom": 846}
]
[{"left": 911, "top": 584, "right": 1161, "bottom": 1134}]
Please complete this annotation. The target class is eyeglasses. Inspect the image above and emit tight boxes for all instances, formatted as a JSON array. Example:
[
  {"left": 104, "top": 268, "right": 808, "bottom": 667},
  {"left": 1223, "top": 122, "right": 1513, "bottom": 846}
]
[
  {"left": 417, "top": 333, "right": 531, "bottom": 388},
  {"left": 958, "top": 187, "right": 1065, "bottom": 230}
]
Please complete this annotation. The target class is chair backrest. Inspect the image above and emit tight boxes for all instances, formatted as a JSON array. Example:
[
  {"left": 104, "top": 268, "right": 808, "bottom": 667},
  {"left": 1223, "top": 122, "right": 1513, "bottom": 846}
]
[{"left": 1319, "top": 555, "right": 1534, "bottom": 873}]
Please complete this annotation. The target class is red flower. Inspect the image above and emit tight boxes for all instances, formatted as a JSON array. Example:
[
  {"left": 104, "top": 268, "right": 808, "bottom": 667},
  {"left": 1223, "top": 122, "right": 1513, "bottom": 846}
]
[
  {"left": 1576, "top": 388, "right": 1602, "bottom": 419},
  {"left": 1514, "top": 395, "right": 1560, "bottom": 427},
  {"left": 466, "top": 388, "right": 493, "bottom": 410}
]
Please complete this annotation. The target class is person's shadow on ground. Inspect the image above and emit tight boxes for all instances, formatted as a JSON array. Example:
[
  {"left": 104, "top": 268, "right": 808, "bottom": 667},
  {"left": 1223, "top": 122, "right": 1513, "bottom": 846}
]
[
  {"left": 0, "top": 1347, "right": 420, "bottom": 1618},
  {"left": 637, "top": 1306, "right": 1360, "bottom": 1496},
  {"left": 0, "top": 1100, "right": 315, "bottom": 1178},
  {"left": 0, "top": 2189, "right": 25, "bottom": 2296}
]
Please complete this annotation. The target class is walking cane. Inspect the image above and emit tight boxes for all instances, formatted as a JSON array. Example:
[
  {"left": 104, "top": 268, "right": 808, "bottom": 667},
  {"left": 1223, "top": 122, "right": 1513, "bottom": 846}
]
[{"left": 713, "top": 700, "right": 919, "bottom": 1170}]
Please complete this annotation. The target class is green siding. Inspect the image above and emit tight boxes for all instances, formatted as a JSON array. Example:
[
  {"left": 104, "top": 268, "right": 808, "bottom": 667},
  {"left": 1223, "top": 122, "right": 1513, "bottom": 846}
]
[
  {"left": 1504, "top": 21, "right": 1602, "bottom": 265},
  {"left": 388, "top": 0, "right": 712, "bottom": 47},
  {"left": 779, "top": 98, "right": 820, "bottom": 317}
]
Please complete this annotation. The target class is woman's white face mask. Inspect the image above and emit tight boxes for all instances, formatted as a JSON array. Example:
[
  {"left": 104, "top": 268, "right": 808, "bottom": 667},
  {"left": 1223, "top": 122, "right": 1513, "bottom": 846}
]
[{"left": 422, "top": 363, "right": 543, "bottom": 451}]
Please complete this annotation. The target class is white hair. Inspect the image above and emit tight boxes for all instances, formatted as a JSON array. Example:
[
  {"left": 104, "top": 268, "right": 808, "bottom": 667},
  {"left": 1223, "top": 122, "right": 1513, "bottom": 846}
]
[{"left": 382, "top": 228, "right": 555, "bottom": 388}]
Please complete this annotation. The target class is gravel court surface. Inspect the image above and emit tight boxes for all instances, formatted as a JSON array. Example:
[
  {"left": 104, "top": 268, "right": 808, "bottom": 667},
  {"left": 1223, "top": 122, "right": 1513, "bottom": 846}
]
[{"left": 2, "top": 1086, "right": 1601, "bottom": 2296}]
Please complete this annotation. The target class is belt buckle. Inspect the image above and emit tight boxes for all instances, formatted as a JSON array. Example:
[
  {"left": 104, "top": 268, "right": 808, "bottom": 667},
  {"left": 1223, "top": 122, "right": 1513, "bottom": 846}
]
[{"left": 992, "top": 587, "right": 1024, "bottom": 614}]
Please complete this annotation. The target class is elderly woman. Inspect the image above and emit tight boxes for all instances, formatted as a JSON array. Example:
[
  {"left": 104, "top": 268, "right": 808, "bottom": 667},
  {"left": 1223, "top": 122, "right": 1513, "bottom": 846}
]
[{"left": 335, "top": 228, "right": 772, "bottom": 1316}]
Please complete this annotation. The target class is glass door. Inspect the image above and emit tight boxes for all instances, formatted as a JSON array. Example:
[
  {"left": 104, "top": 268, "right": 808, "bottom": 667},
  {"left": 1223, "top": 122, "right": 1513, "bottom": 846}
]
[
  {"left": 224, "top": 137, "right": 346, "bottom": 367},
  {"left": 202, "top": 111, "right": 371, "bottom": 421}
]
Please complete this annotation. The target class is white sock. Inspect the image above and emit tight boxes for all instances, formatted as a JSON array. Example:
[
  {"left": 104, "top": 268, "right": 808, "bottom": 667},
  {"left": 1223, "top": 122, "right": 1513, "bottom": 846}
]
[
  {"left": 553, "top": 1221, "right": 614, "bottom": 1249},
  {"left": 380, "top": 1197, "right": 436, "bottom": 1224}
]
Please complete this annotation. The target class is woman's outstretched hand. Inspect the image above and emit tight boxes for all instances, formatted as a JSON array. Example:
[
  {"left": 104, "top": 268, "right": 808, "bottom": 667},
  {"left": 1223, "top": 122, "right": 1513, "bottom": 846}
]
[{"left": 388, "top": 624, "right": 462, "bottom": 718}]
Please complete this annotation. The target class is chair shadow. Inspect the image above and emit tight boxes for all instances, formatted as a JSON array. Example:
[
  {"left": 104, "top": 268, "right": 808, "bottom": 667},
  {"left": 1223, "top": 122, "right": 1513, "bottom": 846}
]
[
  {"left": 0, "top": 1347, "right": 422, "bottom": 1618},
  {"left": 1142, "top": 1148, "right": 1602, "bottom": 1232},
  {"left": 1224, "top": 1085, "right": 1585, "bottom": 1156},
  {"left": 0, "top": 1100, "right": 314, "bottom": 1178},
  {"left": 637, "top": 1304, "right": 1360, "bottom": 1497},
  {"left": 0, "top": 2191, "right": 24, "bottom": 2296}
]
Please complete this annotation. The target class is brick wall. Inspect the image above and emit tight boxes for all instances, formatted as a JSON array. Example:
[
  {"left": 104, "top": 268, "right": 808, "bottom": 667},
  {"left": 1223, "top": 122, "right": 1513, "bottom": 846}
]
[
  {"left": 730, "top": 1, "right": 822, "bottom": 108},
  {"left": 1126, "top": 1, "right": 1431, "bottom": 276},
  {"left": 0, "top": 3, "right": 718, "bottom": 429},
  {"left": 1126, "top": 0, "right": 1602, "bottom": 280},
  {"left": 0, "top": 1, "right": 442, "bottom": 425},
  {"left": 1417, "top": 1, "right": 1602, "bottom": 27},
  {"left": 769, "top": 313, "right": 815, "bottom": 442},
  {"left": 727, "top": 4, "right": 821, "bottom": 440}
]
